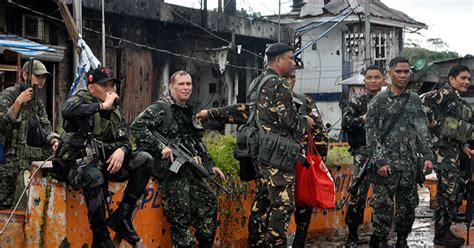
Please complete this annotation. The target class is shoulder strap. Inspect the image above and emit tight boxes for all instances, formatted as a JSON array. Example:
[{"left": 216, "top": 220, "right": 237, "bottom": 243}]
[
  {"left": 380, "top": 93, "right": 410, "bottom": 143},
  {"left": 247, "top": 74, "right": 279, "bottom": 125}
]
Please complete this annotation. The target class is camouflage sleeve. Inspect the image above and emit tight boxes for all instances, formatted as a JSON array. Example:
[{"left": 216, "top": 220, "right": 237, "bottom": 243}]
[
  {"left": 207, "top": 103, "right": 249, "bottom": 125},
  {"left": 130, "top": 101, "right": 167, "bottom": 156},
  {"left": 1, "top": 87, "right": 21, "bottom": 125},
  {"left": 61, "top": 94, "right": 101, "bottom": 120},
  {"left": 37, "top": 99, "right": 58, "bottom": 143},
  {"left": 413, "top": 95, "right": 434, "bottom": 161},
  {"left": 341, "top": 97, "right": 364, "bottom": 132},
  {"left": 305, "top": 95, "right": 328, "bottom": 156},
  {"left": 420, "top": 90, "right": 440, "bottom": 127},
  {"left": 259, "top": 78, "right": 306, "bottom": 135},
  {"left": 366, "top": 96, "right": 388, "bottom": 168}
]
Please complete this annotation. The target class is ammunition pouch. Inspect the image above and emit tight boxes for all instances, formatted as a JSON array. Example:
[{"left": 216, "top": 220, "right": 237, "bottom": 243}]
[
  {"left": 27, "top": 115, "right": 46, "bottom": 147},
  {"left": 257, "top": 132, "right": 301, "bottom": 171},
  {"left": 439, "top": 117, "right": 472, "bottom": 143},
  {"left": 235, "top": 125, "right": 259, "bottom": 159}
]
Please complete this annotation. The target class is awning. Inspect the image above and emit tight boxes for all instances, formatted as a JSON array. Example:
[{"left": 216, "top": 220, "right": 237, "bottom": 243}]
[
  {"left": 337, "top": 74, "right": 364, "bottom": 85},
  {"left": 0, "top": 34, "right": 64, "bottom": 62}
]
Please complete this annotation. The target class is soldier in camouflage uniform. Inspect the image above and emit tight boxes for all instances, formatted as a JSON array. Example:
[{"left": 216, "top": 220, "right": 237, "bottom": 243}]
[
  {"left": 341, "top": 65, "right": 384, "bottom": 246},
  {"left": 196, "top": 73, "right": 328, "bottom": 248},
  {"left": 0, "top": 60, "right": 59, "bottom": 210},
  {"left": 53, "top": 67, "right": 153, "bottom": 248},
  {"left": 421, "top": 65, "right": 472, "bottom": 246},
  {"left": 130, "top": 70, "right": 225, "bottom": 248},
  {"left": 366, "top": 57, "right": 433, "bottom": 248}
]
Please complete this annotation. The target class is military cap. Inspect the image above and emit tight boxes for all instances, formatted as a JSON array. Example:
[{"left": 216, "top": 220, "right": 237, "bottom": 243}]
[
  {"left": 87, "top": 67, "right": 121, "bottom": 85},
  {"left": 265, "top": 43, "right": 293, "bottom": 56},
  {"left": 22, "top": 60, "right": 50, "bottom": 75}
]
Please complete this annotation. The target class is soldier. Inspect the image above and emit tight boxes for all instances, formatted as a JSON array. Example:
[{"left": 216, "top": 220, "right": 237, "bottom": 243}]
[
  {"left": 196, "top": 72, "right": 328, "bottom": 247},
  {"left": 342, "top": 65, "right": 384, "bottom": 246},
  {"left": 366, "top": 57, "right": 433, "bottom": 248},
  {"left": 0, "top": 59, "right": 59, "bottom": 210},
  {"left": 53, "top": 67, "right": 154, "bottom": 248},
  {"left": 421, "top": 65, "right": 472, "bottom": 246},
  {"left": 130, "top": 70, "right": 225, "bottom": 248}
]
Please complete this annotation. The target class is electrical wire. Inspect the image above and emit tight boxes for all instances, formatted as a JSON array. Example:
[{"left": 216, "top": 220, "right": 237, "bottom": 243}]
[{"left": 7, "top": 1, "right": 263, "bottom": 72}]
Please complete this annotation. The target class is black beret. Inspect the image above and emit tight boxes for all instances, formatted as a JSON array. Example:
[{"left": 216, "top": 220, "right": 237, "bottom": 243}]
[{"left": 265, "top": 43, "right": 293, "bottom": 56}]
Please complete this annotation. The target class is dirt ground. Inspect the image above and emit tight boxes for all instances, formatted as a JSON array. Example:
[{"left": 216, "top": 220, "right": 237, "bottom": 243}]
[{"left": 304, "top": 187, "right": 473, "bottom": 247}]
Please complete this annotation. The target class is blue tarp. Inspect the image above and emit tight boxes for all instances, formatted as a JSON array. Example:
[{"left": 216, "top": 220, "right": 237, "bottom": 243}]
[{"left": 0, "top": 34, "right": 56, "bottom": 56}]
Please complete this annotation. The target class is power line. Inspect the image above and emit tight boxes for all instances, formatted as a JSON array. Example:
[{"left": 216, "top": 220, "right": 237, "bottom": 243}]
[
  {"left": 7, "top": 1, "right": 263, "bottom": 72},
  {"left": 170, "top": 8, "right": 264, "bottom": 60}
]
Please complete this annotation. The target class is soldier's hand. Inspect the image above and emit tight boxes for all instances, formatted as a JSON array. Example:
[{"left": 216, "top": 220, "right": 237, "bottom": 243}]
[
  {"left": 212, "top": 167, "right": 226, "bottom": 181},
  {"left": 196, "top": 110, "right": 209, "bottom": 121},
  {"left": 106, "top": 148, "right": 125, "bottom": 173},
  {"left": 50, "top": 138, "right": 59, "bottom": 153},
  {"left": 377, "top": 165, "right": 391, "bottom": 177},
  {"left": 102, "top": 92, "right": 119, "bottom": 110},
  {"left": 463, "top": 146, "right": 474, "bottom": 159},
  {"left": 361, "top": 114, "right": 368, "bottom": 123},
  {"left": 16, "top": 87, "right": 34, "bottom": 105},
  {"left": 423, "top": 160, "right": 433, "bottom": 171},
  {"left": 161, "top": 146, "right": 174, "bottom": 162},
  {"left": 305, "top": 115, "right": 315, "bottom": 128}
]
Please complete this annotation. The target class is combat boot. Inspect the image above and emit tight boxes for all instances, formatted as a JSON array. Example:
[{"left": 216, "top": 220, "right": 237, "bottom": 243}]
[
  {"left": 433, "top": 230, "right": 464, "bottom": 246},
  {"left": 345, "top": 224, "right": 359, "bottom": 247},
  {"left": 107, "top": 202, "right": 140, "bottom": 244},
  {"left": 395, "top": 232, "right": 409, "bottom": 248},
  {"left": 369, "top": 234, "right": 387, "bottom": 248},
  {"left": 91, "top": 228, "right": 116, "bottom": 248}
]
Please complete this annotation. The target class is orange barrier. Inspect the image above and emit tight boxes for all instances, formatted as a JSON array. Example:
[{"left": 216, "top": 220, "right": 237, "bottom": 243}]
[{"left": 0, "top": 162, "right": 373, "bottom": 247}]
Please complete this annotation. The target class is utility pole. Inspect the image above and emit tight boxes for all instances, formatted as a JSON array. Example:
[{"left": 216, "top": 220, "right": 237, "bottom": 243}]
[
  {"left": 101, "top": 0, "right": 106, "bottom": 66},
  {"left": 73, "top": 0, "right": 82, "bottom": 76},
  {"left": 364, "top": 0, "right": 371, "bottom": 66},
  {"left": 278, "top": 0, "right": 281, "bottom": 42}
]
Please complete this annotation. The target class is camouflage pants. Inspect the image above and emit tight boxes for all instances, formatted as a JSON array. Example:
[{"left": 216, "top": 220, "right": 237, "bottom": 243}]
[
  {"left": 160, "top": 168, "right": 217, "bottom": 248},
  {"left": 433, "top": 148, "right": 461, "bottom": 234},
  {"left": 370, "top": 168, "right": 418, "bottom": 238},
  {"left": 345, "top": 153, "right": 371, "bottom": 227},
  {"left": 64, "top": 151, "right": 153, "bottom": 237},
  {"left": 248, "top": 163, "right": 295, "bottom": 248},
  {"left": 292, "top": 205, "right": 312, "bottom": 248},
  {"left": 0, "top": 155, "right": 33, "bottom": 210}
]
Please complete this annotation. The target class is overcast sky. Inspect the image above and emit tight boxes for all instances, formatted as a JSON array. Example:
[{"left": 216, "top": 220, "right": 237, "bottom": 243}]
[{"left": 166, "top": 0, "right": 473, "bottom": 56}]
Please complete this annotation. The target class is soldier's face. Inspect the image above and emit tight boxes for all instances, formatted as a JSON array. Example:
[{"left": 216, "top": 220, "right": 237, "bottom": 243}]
[
  {"left": 89, "top": 80, "right": 117, "bottom": 102},
  {"left": 389, "top": 62, "right": 411, "bottom": 90},
  {"left": 277, "top": 51, "right": 296, "bottom": 78},
  {"left": 449, "top": 71, "right": 471, "bottom": 92},
  {"left": 22, "top": 71, "right": 47, "bottom": 89},
  {"left": 364, "top": 69, "right": 384, "bottom": 94},
  {"left": 170, "top": 74, "right": 192, "bottom": 104}
]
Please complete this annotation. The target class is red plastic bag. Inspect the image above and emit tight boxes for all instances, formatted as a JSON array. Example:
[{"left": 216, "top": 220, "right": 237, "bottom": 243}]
[{"left": 295, "top": 130, "right": 335, "bottom": 209}]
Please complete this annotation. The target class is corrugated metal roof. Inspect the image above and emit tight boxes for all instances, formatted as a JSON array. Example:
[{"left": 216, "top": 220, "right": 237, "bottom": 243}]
[
  {"left": 322, "top": 0, "right": 426, "bottom": 28},
  {"left": 0, "top": 34, "right": 64, "bottom": 62}
]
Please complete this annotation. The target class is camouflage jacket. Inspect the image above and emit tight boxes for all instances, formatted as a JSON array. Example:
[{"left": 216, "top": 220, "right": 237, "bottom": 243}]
[
  {"left": 207, "top": 95, "right": 328, "bottom": 156},
  {"left": 131, "top": 96, "right": 205, "bottom": 160},
  {"left": 421, "top": 84, "right": 472, "bottom": 151},
  {"left": 366, "top": 88, "right": 433, "bottom": 171},
  {"left": 255, "top": 69, "right": 307, "bottom": 141},
  {"left": 58, "top": 90, "right": 131, "bottom": 161},
  {"left": 341, "top": 92, "right": 375, "bottom": 154},
  {"left": 0, "top": 83, "right": 56, "bottom": 158}
]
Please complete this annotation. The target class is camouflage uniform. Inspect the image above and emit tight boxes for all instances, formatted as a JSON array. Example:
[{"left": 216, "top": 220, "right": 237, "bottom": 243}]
[
  {"left": 341, "top": 92, "right": 374, "bottom": 238},
  {"left": 130, "top": 96, "right": 217, "bottom": 248},
  {"left": 421, "top": 84, "right": 472, "bottom": 237},
  {"left": 0, "top": 82, "right": 58, "bottom": 209},
  {"left": 54, "top": 90, "right": 153, "bottom": 244},
  {"left": 210, "top": 70, "right": 307, "bottom": 246},
  {"left": 366, "top": 88, "right": 433, "bottom": 240}
]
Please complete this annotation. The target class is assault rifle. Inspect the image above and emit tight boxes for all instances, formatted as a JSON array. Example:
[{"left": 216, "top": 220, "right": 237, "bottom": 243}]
[
  {"left": 465, "top": 153, "right": 474, "bottom": 245},
  {"left": 338, "top": 153, "right": 370, "bottom": 210},
  {"left": 151, "top": 131, "right": 229, "bottom": 194}
]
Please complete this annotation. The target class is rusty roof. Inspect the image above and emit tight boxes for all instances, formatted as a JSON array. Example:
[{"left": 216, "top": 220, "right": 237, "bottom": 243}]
[{"left": 323, "top": 0, "right": 426, "bottom": 29}]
